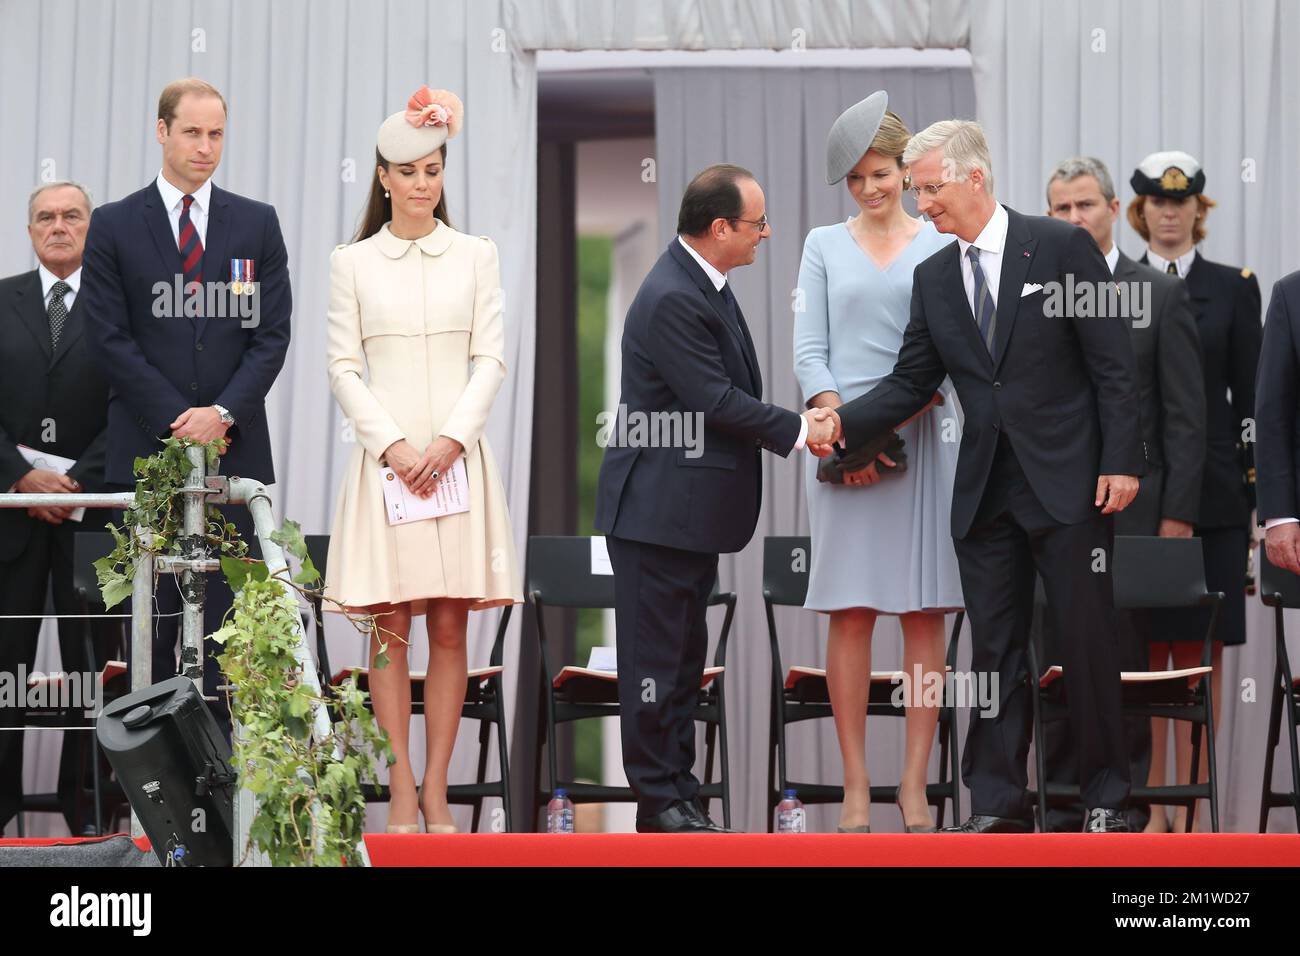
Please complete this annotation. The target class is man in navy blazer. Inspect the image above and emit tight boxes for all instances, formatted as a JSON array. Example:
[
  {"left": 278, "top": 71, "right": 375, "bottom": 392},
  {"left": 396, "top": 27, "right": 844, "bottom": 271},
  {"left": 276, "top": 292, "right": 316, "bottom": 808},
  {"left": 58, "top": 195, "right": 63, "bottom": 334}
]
[
  {"left": 82, "top": 78, "right": 291, "bottom": 723},
  {"left": 1256, "top": 270, "right": 1300, "bottom": 572},
  {"left": 831, "top": 122, "right": 1146, "bottom": 833},
  {"left": 594, "top": 164, "right": 836, "bottom": 832}
]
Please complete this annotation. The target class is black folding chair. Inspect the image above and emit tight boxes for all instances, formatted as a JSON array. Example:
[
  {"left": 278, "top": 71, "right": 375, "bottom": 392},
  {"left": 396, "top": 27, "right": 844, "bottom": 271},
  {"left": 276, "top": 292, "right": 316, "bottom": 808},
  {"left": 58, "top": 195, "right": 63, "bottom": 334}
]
[
  {"left": 762, "top": 535, "right": 964, "bottom": 831},
  {"left": 1257, "top": 548, "right": 1300, "bottom": 832},
  {"left": 14, "top": 532, "right": 130, "bottom": 836},
  {"left": 526, "top": 535, "right": 736, "bottom": 830},
  {"left": 1029, "top": 535, "right": 1223, "bottom": 832},
  {"left": 304, "top": 534, "right": 514, "bottom": 832}
]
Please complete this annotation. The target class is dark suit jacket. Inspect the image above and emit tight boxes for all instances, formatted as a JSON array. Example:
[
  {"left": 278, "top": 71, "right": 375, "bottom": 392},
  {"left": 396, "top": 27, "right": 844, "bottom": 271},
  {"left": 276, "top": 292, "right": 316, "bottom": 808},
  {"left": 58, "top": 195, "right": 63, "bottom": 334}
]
[
  {"left": 1140, "top": 251, "right": 1260, "bottom": 528},
  {"left": 1254, "top": 269, "right": 1300, "bottom": 522},
  {"left": 838, "top": 206, "right": 1146, "bottom": 540},
  {"left": 1112, "top": 252, "right": 1205, "bottom": 535},
  {"left": 82, "top": 181, "right": 292, "bottom": 485},
  {"left": 594, "top": 239, "right": 802, "bottom": 554},
  {"left": 0, "top": 269, "right": 109, "bottom": 561}
]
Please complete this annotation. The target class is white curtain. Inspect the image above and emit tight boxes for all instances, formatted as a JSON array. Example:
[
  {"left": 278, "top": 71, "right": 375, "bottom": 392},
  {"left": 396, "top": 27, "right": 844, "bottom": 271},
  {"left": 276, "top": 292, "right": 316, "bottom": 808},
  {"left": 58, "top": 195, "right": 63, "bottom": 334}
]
[
  {"left": 1, "top": 0, "right": 536, "bottom": 835},
  {"left": 510, "top": 0, "right": 969, "bottom": 50},
  {"left": 969, "top": 0, "right": 1300, "bottom": 835}
]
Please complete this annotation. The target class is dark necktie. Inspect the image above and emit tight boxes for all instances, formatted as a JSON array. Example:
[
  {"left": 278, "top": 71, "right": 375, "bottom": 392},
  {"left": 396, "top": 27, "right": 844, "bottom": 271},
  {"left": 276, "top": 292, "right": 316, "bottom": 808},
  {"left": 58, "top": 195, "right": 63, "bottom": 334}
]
[
  {"left": 720, "top": 281, "right": 760, "bottom": 384},
  {"left": 967, "top": 246, "right": 997, "bottom": 357},
  {"left": 48, "top": 280, "right": 70, "bottom": 351},
  {"left": 178, "top": 194, "right": 204, "bottom": 295},
  {"left": 720, "top": 281, "right": 740, "bottom": 326},
  {"left": 1166, "top": 261, "right": 1178, "bottom": 276}
]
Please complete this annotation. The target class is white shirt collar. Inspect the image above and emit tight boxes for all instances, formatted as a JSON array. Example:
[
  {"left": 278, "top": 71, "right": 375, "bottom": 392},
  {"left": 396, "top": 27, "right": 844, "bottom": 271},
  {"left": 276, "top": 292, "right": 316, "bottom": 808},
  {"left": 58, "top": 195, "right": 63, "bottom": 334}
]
[
  {"left": 1144, "top": 246, "right": 1196, "bottom": 278},
  {"left": 38, "top": 263, "right": 80, "bottom": 299},
  {"left": 956, "top": 202, "right": 1009, "bottom": 262},
  {"left": 677, "top": 235, "right": 727, "bottom": 292},
  {"left": 155, "top": 169, "right": 213, "bottom": 213},
  {"left": 1103, "top": 243, "right": 1120, "bottom": 275}
]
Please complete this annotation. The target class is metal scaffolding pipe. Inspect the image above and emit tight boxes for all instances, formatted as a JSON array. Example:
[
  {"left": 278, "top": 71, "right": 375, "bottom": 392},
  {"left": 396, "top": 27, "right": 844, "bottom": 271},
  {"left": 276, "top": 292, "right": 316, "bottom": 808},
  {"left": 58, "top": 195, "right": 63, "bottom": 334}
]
[
  {"left": 179, "top": 445, "right": 208, "bottom": 689},
  {"left": 224, "top": 476, "right": 332, "bottom": 744}
]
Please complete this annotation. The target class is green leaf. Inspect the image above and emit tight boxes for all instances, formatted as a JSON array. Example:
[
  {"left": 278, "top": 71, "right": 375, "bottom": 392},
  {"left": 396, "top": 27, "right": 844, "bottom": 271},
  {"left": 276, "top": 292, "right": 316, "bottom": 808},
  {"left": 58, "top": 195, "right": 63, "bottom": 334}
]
[
  {"left": 291, "top": 555, "right": 319, "bottom": 586},
  {"left": 221, "top": 555, "right": 252, "bottom": 592},
  {"left": 271, "top": 518, "right": 309, "bottom": 561},
  {"left": 101, "top": 573, "right": 133, "bottom": 610},
  {"left": 287, "top": 688, "right": 313, "bottom": 718}
]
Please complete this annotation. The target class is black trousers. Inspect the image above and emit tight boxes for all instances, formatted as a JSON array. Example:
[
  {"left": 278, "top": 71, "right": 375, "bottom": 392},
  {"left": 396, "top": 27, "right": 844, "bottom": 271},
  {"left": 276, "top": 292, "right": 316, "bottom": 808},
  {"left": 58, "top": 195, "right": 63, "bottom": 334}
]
[
  {"left": 1039, "top": 602, "right": 1153, "bottom": 831},
  {"left": 0, "top": 515, "right": 123, "bottom": 833},
  {"left": 108, "top": 485, "right": 254, "bottom": 742},
  {"left": 953, "top": 433, "right": 1131, "bottom": 819},
  {"left": 606, "top": 534, "right": 718, "bottom": 819}
]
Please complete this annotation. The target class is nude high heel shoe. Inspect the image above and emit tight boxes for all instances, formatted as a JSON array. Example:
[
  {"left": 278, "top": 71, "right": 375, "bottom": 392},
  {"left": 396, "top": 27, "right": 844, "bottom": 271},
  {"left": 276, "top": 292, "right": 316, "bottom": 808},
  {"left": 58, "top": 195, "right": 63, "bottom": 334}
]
[
  {"left": 386, "top": 783, "right": 421, "bottom": 833},
  {"left": 420, "top": 786, "right": 459, "bottom": 834}
]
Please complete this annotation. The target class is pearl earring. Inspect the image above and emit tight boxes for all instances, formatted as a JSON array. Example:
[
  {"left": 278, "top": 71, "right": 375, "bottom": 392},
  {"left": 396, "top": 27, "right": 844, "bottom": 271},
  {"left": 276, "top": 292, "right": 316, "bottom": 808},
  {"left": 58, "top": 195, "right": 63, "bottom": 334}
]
[{"left": 384, "top": 190, "right": 390, "bottom": 198}]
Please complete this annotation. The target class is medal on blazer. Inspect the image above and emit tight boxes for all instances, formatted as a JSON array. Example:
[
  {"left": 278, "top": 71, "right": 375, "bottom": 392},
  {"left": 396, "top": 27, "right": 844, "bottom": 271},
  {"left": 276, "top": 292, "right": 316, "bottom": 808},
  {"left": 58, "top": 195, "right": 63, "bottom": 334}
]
[{"left": 231, "top": 259, "right": 256, "bottom": 295}]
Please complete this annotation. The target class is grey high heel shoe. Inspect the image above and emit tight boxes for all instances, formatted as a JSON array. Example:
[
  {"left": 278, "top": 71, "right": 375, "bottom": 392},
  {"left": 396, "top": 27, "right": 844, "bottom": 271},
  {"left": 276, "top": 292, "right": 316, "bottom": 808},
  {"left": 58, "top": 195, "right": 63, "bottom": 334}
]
[
  {"left": 895, "top": 790, "right": 937, "bottom": 833},
  {"left": 836, "top": 824, "right": 872, "bottom": 833}
]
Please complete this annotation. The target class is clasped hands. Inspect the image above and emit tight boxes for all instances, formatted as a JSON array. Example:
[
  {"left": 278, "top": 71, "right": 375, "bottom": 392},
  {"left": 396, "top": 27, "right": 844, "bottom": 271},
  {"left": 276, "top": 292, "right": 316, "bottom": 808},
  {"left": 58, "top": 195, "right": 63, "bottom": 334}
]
[
  {"left": 16, "top": 467, "right": 80, "bottom": 524},
  {"left": 384, "top": 436, "right": 464, "bottom": 499},
  {"left": 170, "top": 406, "right": 232, "bottom": 448},
  {"left": 802, "top": 407, "right": 842, "bottom": 458}
]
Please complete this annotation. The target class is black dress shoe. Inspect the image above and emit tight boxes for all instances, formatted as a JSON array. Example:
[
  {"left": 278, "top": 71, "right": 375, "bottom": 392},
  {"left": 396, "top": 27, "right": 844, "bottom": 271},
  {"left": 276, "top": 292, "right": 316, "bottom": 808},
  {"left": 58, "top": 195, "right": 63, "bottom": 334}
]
[
  {"left": 1082, "top": 808, "right": 1131, "bottom": 833},
  {"left": 941, "top": 813, "right": 1035, "bottom": 833},
  {"left": 688, "top": 797, "right": 739, "bottom": 833},
  {"left": 636, "top": 800, "right": 717, "bottom": 833}
]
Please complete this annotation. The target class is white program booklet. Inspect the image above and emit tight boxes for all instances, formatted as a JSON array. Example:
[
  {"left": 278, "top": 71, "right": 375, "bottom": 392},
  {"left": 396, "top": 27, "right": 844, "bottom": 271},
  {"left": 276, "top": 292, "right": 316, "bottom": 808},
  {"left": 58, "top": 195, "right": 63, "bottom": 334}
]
[
  {"left": 586, "top": 645, "right": 617, "bottom": 672},
  {"left": 16, "top": 444, "right": 84, "bottom": 521},
  {"left": 590, "top": 535, "right": 613, "bottom": 575},
  {"left": 380, "top": 456, "right": 470, "bottom": 525}
]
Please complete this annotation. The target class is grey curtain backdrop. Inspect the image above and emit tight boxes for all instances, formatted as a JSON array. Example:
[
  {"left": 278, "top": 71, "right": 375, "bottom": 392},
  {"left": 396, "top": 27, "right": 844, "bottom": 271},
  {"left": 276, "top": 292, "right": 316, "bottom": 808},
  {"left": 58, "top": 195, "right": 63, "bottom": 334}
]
[
  {"left": 512, "top": 0, "right": 970, "bottom": 50},
  {"left": 1, "top": 0, "right": 536, "bottom": 835},
  {"left": 653, "top": 66, "right": 977, "bottom": 833}
]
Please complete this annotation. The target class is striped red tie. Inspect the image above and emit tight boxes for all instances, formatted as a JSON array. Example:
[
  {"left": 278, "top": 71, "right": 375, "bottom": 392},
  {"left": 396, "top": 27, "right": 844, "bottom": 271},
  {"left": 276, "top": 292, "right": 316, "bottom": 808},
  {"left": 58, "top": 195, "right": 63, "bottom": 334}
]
[{"left": 178, "top": 194, "right": 204, "bottom": 305}]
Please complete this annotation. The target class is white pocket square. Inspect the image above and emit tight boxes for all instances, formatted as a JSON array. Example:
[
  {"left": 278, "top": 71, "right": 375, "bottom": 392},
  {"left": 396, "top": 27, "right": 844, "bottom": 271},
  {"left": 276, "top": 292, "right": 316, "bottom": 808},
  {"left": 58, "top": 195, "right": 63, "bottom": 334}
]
[{"left": 1021, "top": 282, "right": 1044, "bottom": 297}]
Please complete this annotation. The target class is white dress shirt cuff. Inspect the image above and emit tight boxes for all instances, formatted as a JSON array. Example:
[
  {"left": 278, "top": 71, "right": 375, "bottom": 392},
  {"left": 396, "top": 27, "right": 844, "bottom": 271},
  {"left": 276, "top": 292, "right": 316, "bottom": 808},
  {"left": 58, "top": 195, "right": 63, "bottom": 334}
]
[
  {"left": 793, "top": 415, "right": 808, "bottom": 451},
  {"left": 1264, "top": 517, "right": 1299, "bottom": 531}
]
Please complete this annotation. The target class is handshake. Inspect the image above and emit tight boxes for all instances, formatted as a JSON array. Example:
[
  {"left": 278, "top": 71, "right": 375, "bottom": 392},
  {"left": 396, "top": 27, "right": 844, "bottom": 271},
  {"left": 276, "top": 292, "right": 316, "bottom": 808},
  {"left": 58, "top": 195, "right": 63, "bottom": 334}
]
[{"left": 800, "top": 407, "right": 842, "bottom": 458}]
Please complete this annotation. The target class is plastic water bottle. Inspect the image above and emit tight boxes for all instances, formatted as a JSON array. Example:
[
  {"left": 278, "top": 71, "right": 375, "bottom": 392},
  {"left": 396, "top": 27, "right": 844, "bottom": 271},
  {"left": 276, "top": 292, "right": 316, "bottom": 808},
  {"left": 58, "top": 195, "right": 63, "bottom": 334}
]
[
  {"left": 776, "top": 789, "right": 806, "bottom": 833},
  {"left": 547, "top": 788, "right": 575, "bottom": 833}
]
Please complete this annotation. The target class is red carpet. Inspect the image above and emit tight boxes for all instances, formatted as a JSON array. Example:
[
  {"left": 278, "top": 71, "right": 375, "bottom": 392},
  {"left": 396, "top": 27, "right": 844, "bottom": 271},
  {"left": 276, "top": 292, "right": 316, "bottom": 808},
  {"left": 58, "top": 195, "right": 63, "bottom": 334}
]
[
  {"left": 362, "top": 832, "right": 1300, "bottom": 867},
  {"left": 0, "top": 833, "right": 151, "bottom": 852},
  {"left": 7, "top": 832, "right": 1296, "bottom": 867}
]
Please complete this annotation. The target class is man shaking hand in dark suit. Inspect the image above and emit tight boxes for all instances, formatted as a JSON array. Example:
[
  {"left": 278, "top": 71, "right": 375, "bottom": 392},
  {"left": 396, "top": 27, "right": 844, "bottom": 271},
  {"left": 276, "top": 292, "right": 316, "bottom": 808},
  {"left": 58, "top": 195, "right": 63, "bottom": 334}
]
[
  {"left": 832, "top": 122, "right": 1145, "bottom": 833},
  {"left": 594, "top": 164, "right": 835, "bottom": 832}
]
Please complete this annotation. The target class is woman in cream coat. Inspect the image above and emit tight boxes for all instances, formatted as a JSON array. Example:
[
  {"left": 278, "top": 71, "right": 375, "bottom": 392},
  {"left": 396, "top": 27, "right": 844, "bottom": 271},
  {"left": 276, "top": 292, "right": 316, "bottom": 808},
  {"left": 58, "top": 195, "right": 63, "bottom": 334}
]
[{"left": 325, "top": 87, "right": 522, "bottom": 833}]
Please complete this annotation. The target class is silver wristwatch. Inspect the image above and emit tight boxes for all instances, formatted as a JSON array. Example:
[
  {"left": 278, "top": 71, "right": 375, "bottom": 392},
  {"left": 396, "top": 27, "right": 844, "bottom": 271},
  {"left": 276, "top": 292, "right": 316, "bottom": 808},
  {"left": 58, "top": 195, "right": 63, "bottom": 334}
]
[{"left": 213, "top": 404, "right": 236, "bottom": 426}]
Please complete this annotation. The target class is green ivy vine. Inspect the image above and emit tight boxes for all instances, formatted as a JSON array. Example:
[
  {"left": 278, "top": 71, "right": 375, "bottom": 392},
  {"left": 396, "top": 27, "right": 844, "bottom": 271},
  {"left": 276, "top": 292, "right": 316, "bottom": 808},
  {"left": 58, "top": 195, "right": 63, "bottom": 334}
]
[{"left": 94, "top": 437, "right": 394, "bottom": 866}]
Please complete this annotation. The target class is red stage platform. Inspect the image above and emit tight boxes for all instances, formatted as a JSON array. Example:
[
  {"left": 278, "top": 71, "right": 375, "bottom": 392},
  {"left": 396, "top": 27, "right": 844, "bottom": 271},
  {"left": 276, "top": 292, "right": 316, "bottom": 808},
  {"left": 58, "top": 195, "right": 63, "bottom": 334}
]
[
  {"left": 5, "top": 832, "right": 1297, "bottom": 867},
  {"left": 361, "top": 832, "right": 1300, "bottom": 867}
]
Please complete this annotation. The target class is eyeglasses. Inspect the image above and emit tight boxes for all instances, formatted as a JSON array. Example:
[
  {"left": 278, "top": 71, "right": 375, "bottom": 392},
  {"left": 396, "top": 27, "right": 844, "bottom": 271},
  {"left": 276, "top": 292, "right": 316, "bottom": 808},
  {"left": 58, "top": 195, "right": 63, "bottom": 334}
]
[
  {"left": 729, "top": 214, "right": 770, "bottom": 230},
  {"left": 908, "top": 182, "right": 951, "bottom": 199}
]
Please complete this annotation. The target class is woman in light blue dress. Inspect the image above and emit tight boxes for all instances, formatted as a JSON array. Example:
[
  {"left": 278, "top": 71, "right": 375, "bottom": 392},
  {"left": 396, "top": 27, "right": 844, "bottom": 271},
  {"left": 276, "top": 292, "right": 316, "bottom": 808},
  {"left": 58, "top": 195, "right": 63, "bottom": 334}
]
[{"left": 794, "top": 94, "right": 964, "bottom": 833}]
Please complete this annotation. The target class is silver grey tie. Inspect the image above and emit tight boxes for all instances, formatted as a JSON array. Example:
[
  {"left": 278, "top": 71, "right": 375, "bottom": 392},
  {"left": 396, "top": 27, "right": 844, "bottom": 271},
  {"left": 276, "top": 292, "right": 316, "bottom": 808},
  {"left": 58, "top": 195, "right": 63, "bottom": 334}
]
[{"left": 48, "top": 280, "right": 70, "bottom": 351}]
